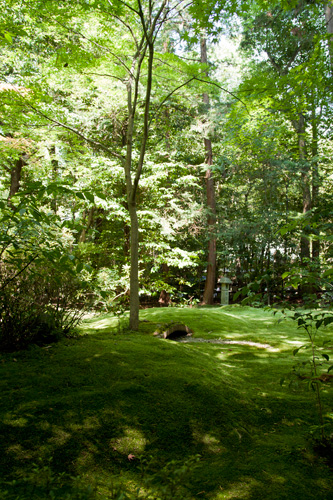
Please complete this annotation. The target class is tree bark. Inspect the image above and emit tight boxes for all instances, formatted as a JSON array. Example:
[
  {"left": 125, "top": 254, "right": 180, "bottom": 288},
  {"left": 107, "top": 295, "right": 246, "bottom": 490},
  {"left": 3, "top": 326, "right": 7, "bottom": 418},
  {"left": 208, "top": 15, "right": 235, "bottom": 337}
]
[
  {"left": 292, "top": 113, "right": 311, "bottom": 262},
  {"left": 201, "top": 34, "right": 217, "bottom": 305},
  {"left": 128, "top": 199, "right": 140, "bottom": 330},
  {"left": 124, "top": 2, "right": 167, "bottom": 330},
  {"left": 8, "top": 156, "right": 25, "bottom": 203},
  {"left": 311, "top": 103, "right": 320, "bottom": 260},
  {"left": 325, "top": 2, "right": 333, "bottom": 72},
  {"left": 79, "top": 207, "right": 95, "bottom": 243}
]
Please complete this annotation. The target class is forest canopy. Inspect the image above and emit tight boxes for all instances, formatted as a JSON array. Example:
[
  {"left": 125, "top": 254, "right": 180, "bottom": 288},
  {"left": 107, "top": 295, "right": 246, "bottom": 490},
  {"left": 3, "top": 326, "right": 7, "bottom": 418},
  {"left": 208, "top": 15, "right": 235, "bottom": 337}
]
[{"left": 0, "top": 0, "right": 332, "bottom": 344}]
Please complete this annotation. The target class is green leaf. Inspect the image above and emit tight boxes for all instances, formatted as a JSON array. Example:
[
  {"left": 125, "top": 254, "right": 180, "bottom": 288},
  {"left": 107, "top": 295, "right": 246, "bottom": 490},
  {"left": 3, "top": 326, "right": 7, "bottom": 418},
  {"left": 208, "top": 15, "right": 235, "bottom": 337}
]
[
  {"left": 76, "top": 262, "right": 84, "bottom": 273},
  {"left": 316, "top": 319, "right": 323, "bottom": 329},
  {"left": 232, "top": 289, "right": 242, "bottom": 301},
  {"left": 4, "top": 31, "right": 13, "bottom": 44},
  {"left": 322, "top": 354, "right": 329, "bottom": 361},
  {"left": 84, "top": 191, "right": 95, "bottom": 203},
  {"left": 75, "top": 191, "right": 86, "bottom": 201},
  {"left": 323, "top": 316, "right": 333, "bottom": 327}
]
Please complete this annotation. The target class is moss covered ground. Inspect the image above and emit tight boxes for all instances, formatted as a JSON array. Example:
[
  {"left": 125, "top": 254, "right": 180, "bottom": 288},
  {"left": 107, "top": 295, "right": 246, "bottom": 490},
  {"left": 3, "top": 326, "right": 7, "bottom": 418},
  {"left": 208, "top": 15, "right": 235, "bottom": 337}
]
[{"left": 0, "top": 306, "right": 332, "bottom": 499}]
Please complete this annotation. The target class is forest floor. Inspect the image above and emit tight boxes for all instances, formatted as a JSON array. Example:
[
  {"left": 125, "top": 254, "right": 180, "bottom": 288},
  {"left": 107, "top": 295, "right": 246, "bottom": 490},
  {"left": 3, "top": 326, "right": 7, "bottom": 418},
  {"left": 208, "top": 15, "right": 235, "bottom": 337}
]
[{"left": 1, "top": 305, "right": 333, "bottom": 500}]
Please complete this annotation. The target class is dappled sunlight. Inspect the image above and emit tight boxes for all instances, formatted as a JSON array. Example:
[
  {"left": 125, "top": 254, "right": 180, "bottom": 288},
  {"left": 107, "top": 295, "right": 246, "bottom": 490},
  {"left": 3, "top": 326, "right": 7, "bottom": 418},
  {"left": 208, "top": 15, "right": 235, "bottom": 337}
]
[
  {"left": 48, "top": 426, "right": 72, "bottom": 446},
  {"left": 3, "top": 415, "right": 28, "bottom": 427},
  {"left": 109, "top": 427, "right": 147, "bottom": 455},
  {"left": 192, "top": 423, "right": 227, "bottom": 454},
  {"left": 283, "top": 339, "right": 304, "bottom": 346},
  {"left": 1, "top": 306, "right": 332, "bottom": 500},
  {"left": 214, "top": 477, "right": 263, "bottom": 499},
  {"left": 6, "top": 443, "right": 33, "bottom": 461},
  {"left": 81, "top": 317, "right": 117, "bottom": 330}
]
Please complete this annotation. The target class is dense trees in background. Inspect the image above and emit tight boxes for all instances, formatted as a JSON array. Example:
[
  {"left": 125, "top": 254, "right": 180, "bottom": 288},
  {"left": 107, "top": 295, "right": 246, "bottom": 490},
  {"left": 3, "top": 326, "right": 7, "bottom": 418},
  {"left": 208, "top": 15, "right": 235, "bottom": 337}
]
[{"left": 0, "top": 0, "right": 332, "bottom": 342}]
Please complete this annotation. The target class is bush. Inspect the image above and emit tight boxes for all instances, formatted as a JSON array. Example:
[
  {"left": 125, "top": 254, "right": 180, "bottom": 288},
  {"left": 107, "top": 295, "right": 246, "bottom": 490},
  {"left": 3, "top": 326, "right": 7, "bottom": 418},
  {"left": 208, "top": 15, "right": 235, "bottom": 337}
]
[{"left": 0, "top": 261, "right": 90, "bottom": 351}]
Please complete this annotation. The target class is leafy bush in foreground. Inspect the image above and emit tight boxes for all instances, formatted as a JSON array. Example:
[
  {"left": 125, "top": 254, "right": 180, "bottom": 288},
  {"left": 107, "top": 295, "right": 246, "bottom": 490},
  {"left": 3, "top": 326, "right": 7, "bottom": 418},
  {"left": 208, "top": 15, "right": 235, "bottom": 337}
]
[{"left": 0, "top": 261, "right": 90, "bottom": 350}]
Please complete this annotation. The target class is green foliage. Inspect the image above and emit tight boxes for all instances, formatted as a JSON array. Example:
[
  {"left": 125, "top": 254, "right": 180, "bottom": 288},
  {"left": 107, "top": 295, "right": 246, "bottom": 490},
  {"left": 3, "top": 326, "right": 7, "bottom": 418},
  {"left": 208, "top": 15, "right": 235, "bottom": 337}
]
[
  {"left": 1, "top": 458, "right": 97, "bottom": 499},
  {"left": 0, "top": 190, "right": 92, "bottom": 350},
  {"left": 279, "top": 309, "right": 333, "bottom": 441},
  {"left": 0, "top": 260, "right": 90, "bottom": 350},
  {"left": 1, "top": 454, "right": 200, "bottom": 500}
]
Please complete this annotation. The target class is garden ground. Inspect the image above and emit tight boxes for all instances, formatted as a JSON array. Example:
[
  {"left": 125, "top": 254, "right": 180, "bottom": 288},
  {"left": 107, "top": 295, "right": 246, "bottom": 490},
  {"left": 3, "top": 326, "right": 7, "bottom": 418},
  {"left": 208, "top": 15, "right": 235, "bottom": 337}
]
[{"left": 0, "top": 305, "right": 332, "bottom": 499}]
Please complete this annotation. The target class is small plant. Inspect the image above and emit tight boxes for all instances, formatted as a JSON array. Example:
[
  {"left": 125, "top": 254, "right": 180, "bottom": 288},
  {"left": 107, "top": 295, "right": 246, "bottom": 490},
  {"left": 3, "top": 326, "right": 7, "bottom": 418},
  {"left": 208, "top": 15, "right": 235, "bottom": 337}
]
[
  {"left": 107, "top": 454, "right": 201, "bottom": 500},
  {"left": 0, "top": 459, "right": 97, "bottom": 499},
  {"left": 280, "top": 310, "right": 333, "bottom": 441},
  {"left": 139, "top": 454, "right": 201, "bottom": 500}
]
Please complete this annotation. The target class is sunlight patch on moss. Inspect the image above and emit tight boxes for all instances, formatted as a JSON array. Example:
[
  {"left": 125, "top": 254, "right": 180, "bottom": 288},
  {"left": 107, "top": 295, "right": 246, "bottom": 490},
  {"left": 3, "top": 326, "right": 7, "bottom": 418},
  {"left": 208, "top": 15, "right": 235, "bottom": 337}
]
[
  {"left": 3, "top": 415, "right": 28, "bottom": 427},
  {"left": 6, "top": 443, "right": 33, "bottom": 460},
  {"left": 192, "top": 427, "right": 226, "bottom": 454},
  {"left": 85, "top": 318, "right": 115, "bottom": 330},
  {"left": 77, "top": 442, "right": 98, "bottom": 468},
  {"left": 283, "top": 339, "right": 304, "bottom": 346},
  {"left": 48, "top": 426, "right": 72, "bottom": 446},
  {"left": 38, "top": 420, "right": 51, "bottom": 431},
  {"left": 109, "top": 427, "right": 147, "bottom": 454},
  {"left": 68, "top": 416, "right": 101, "bottom": 432},
  {"left": 215, "top": 477, "right": 263, "bottom": 499}
]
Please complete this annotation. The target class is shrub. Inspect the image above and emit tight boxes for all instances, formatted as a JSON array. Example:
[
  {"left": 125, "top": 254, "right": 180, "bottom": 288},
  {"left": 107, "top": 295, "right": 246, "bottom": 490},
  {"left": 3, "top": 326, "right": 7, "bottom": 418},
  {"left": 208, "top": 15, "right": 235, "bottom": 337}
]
[{"left": 0, "top": 261, "right": 90, "bottom": 351}]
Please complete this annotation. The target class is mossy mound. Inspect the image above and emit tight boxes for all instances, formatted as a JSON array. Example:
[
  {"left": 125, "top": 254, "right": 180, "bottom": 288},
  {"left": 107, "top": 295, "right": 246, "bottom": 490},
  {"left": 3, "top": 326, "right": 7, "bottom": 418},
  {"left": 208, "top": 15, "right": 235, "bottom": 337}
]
[{"left": 153, "top": 321, "right": 193, "bottom": 339}]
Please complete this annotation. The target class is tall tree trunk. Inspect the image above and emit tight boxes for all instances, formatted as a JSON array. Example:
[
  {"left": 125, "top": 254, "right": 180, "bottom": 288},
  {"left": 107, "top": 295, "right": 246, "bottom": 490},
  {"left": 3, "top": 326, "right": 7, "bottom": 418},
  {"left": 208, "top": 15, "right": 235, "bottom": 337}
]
[
  {"left": 125, "top": 23, "right": 155, "bottom": 330},
  {"left": 128, "top": 199, "right": 140, "bottom": 330},
  {"left": 201, "top": 34, "right": 217, "bottom": 305},
  {"left": 163, "top": 40, "right": 171, "bottom": 152},
  {"left": 311, "top": 104, "right": 320, "bottom": 260},
  {"left": 292, "top": 113, "right": 311, "bottom": 262},
  {"left": 325, "top": 2, "right": 333, "bottom": 71},
  {"left": 50, "top": 146, "right": 58, "bottom": 213}
]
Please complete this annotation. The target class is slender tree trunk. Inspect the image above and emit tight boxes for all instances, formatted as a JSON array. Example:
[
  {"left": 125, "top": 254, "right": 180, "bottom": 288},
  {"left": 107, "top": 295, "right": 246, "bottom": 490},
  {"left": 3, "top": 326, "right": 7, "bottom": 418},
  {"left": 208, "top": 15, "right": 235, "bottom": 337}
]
[
  {"left": 325, "top": 2, "right": 333, "bottom": 71},
  {"left": 128, "top": 199, "right": 140, "bottom": 330},
  {"left": 8, "top": 156, "right": 25, "bottom": 203},
  {"left": 311, "top": 104, "right": 320, "bottom": 260},
  {"left": 125, "top": 12, "right": 158, "bottom": 329},
  {"left": 292, "top": 113, "right": 311, "bottom": 262},
  {"left": 79, "top": 207, "right": 95, "bottom": 243},
  {"left": 201, "top": 34, "right": 217, "bottom": 305},
  {"left": 50, "top": 146, "right": 58, "bottom": 213},
  {"left": 163, "top": 40, "right": 171, "bottom": 152},
  {"left": 123, "top": 221, "right": 130, "bottom": 257}
]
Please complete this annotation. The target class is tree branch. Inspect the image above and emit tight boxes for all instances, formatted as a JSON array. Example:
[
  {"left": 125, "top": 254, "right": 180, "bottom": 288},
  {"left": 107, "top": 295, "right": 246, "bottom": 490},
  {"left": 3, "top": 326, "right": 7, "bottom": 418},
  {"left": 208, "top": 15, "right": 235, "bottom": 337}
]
[
  {"left": 149, "top": 76, "right": 196, "bottom": 127},
  {"left": 20, "top": 99, "right": 125, "bottom": 162},
  {"left": 0, "top": 253, "right": 39, "bottom": 292},
  {"left": 193, "top": 77, "right": 249, "bottom": 111},
  {"left": 112, "top": 13, "right": 139, "bottom": 49},
  {"left": 41, "top": 14, "right": 132, "bottom": 74},
  {"left": 81, "top": 71, "right": 125, "bottom": 82},
  {"left": 113, "top": 0, "right": 140, "bottom": 15}
]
